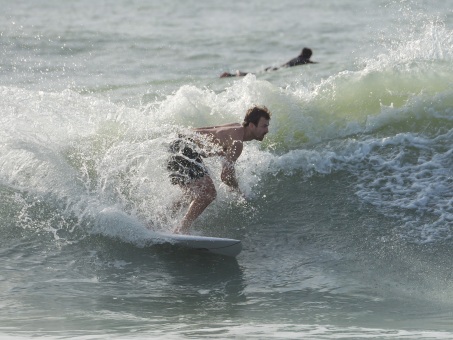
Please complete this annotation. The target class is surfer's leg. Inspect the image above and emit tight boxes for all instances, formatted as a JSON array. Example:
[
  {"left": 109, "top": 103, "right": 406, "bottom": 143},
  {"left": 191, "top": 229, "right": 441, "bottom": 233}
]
[
  {"left": 174, "top": 175, "right": 216, "bottom": 234},
  {"left": 170, "top": 190, "right": 191, "bottom": 216}
]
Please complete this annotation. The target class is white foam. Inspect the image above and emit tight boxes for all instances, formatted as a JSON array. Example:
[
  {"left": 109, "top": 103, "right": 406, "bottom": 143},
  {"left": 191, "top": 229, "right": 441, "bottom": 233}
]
[{"left": 95, "top": 207, "right": 161, "bottom": 247}]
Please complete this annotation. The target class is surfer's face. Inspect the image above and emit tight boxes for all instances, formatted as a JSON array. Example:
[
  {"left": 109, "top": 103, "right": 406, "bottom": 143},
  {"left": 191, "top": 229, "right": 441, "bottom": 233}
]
[{"left": 252, "top": 117, "right": 270, "bottom": 141}]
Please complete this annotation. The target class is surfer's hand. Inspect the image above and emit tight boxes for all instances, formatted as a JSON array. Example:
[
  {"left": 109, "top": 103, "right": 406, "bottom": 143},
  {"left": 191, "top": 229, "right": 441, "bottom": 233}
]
[
  {"left": 220, "top": 183, "right": 250, "bottom": 202},
  {"left": 233, "top": 189, "right": 250, "bottom": 203},
  {"left": 231, "top": 187, "right": 245, "bottom": 199}
]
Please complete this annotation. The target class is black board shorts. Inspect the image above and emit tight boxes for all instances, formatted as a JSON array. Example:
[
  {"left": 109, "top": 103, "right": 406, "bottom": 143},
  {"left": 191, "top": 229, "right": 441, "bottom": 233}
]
[{"left": 167, "top": 136, "right": 208, "bottom": 185}]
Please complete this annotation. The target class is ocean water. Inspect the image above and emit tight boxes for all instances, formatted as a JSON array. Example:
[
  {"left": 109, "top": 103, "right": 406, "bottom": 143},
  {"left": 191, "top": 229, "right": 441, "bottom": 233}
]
[{"left": 1, "top": 0, "right": 453, "bottom": 339}]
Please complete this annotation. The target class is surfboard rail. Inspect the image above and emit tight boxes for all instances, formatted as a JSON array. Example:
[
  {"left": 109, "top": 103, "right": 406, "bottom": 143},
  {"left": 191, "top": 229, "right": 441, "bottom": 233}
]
[{"left": 153, "top": 232, "right": 242, "bottom": 257}]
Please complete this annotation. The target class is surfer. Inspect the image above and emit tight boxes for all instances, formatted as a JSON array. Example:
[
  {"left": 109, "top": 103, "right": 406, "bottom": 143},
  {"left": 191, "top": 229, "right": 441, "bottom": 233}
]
[
  {"left": 220, "top": 47, "right": 317, "bottom": 78},
  {"left": 167, "top": 106, "right": 271, "bottom": 234},
  {"left": 268, "top": 47, "right": 317, "bottom": 70}
]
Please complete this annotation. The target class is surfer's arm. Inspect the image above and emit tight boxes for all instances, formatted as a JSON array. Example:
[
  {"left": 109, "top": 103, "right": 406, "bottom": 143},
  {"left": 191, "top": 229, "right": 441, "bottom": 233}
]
[
  {"left": 221, "top": 159, "right": 239, "bottom": 189},
  {"left": 220, "top": 139, "right": 243, "bottom": 191}
]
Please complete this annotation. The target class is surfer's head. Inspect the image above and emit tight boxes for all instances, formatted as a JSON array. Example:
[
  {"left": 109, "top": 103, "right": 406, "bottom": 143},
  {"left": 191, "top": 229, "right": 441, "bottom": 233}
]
[
  {"left": 301, "top": 47, "right": 312, "bottom": 59},
  {"left": 243, "top": 106, "right": 271, "bottom": 141},
  {"left": 242, "top": 106, "right": 271, "bottom": 127}
]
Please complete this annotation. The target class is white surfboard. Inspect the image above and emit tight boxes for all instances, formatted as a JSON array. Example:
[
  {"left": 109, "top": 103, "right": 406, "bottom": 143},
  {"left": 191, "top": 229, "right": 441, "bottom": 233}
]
[{"left": 154, "top": 232, "right": 242, "bottom": 257}]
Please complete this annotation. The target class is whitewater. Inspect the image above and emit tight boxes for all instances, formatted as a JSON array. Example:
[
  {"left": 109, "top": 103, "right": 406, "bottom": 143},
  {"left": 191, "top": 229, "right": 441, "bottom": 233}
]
[{"left": 1, "top": 0, "right": 452, "bottom": 338}]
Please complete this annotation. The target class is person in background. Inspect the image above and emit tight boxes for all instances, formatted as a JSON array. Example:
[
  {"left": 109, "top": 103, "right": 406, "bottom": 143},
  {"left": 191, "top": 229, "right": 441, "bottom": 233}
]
[{"left": 220, "top": 47, "right": 317, "bottom": 78}]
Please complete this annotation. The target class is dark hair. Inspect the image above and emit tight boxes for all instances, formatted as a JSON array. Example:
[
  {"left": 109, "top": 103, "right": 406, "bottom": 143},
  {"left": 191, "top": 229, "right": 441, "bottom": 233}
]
[
  {"left": 301, "top": 47, "right": 312, "bottom": 59},
  {"left": 242, "top": 106, "right": 271, "bottom": 127}
]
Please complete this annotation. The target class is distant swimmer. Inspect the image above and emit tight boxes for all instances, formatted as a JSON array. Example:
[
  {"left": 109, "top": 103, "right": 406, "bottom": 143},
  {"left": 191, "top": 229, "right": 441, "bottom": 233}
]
[
  {"left": 220, "top": 70, "right": 250, "bottom": 78},
  {"left": 266, "top": 47, "right": 317, "bottom": 71},
  {"left": 220, "top": 47, "right": 317, "bottom": 78},
  {"left": 166, "top": 106, "right": 271, "bottom": 234}
]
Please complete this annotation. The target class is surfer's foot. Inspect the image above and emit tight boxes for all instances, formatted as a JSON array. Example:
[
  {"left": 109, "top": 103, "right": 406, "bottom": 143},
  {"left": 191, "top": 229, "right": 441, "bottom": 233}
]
[{"left": 173, "top": 226, "right": 189, "bottom": 234}]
